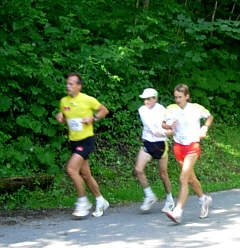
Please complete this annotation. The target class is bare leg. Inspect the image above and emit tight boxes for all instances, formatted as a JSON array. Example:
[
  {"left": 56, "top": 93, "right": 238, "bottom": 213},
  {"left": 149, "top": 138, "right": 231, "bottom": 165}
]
[
  {"left": 81, "top": 160, "right": 101, "bottom": 197},
  {"left": 176, "top": 160, "right": 203, "bottom": 198},
  {"left": 135, "top": 148, "right": 152, "bottom": 188},
  {"left": 158, "top": 153, "right": 171, "bottom": 194},
  {"left": 188, "top": 172, "right": 203, "bottom": 198},
  {"left": 176, "top": 153, "right": 199, "bottom": 209},
  {"left": 66, "top": 153, "right": 86, "bottom": 197}
]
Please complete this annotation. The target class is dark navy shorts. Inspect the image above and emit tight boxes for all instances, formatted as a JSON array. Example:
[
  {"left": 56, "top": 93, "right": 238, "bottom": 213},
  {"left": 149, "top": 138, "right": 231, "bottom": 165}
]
[
  {"left": 70, "top": 136, "right": 95, "bottom": 160},
  {"left": 143, "top": 140, "right": 168, "bottom": 159}
]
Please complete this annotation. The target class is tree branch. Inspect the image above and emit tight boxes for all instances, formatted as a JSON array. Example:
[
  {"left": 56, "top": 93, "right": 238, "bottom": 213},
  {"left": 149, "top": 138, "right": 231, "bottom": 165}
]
[
  {"left": 211, "top": 1, "right": 218, "bottom": 22},
  {"left": 143, "top": 0, "right": 150, "bottom": 8},
  {"left": 210, "top": 1, "right": 218, "bottom": 38},
  {"left": 229, "top": 3, "right": 236, "bottom": 20}
]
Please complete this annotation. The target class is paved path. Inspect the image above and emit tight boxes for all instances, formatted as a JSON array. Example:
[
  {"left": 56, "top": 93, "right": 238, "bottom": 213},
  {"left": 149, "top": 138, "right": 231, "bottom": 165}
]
[{"left": 0, "top": 188, "right": 240, "bottom": 248}]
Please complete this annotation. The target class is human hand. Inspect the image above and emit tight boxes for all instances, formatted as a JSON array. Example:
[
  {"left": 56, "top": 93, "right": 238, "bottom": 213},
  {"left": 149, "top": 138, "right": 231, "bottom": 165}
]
[
  {"left": 82, "top": 117, "right": 94, "bottom": 125},
  {"left": 154, "top": 132, "right": 165, "bottom": 137},
  {"left": 56, "top": 112, "right": 65, "bottom": 123},
  {"left": 199, "top": 125, "right": 208, "bottom": 139},
  {"left": 166, "top": 120, "right": 177, "bottom": 130}
]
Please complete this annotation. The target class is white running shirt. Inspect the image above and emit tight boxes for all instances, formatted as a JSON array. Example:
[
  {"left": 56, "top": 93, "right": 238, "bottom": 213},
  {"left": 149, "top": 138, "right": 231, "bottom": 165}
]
[
  {"left": 138, "top": 103, "right": 167, "bottom": 142},
  {"left": 164, "top": 103, "right": 211, "bottom": 145}
]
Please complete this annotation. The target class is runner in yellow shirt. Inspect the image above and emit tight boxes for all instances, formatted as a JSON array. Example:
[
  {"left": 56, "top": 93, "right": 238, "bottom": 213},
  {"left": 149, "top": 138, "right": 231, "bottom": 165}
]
[{"left": 56, "top": 72, "right": 109, "bottom": 218}]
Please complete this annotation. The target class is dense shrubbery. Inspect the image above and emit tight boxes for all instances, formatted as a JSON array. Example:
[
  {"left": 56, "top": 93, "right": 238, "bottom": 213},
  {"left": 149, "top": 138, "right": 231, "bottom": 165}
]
[{"left": 0, "top": 0, "right": 239, "bottom": 178}]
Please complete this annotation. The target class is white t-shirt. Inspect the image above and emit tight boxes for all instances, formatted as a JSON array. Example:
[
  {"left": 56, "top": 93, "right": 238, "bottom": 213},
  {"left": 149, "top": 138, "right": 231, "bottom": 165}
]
[
  {"left": 164, "top": 103, "right": 211, "bottom": 145},
  {"left": 138, "top": 103, "right": 167, "bottom": 142}
]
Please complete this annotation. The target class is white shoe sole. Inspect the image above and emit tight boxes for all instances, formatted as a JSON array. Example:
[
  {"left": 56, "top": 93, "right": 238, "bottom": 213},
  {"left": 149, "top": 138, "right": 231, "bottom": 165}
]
[
  {"left": 72, "top": 210, "right": 90, "bottom": 217},
  {"left": 72, "top": 202, "right": 92, "bottom": 217},
  {"left": 166, "top": 211, "right": 182, "bottom": 224},
  {"left": 140, "top": 197, "right": 158, "bottom": 212},
  {"left": 92, "top": 201, "right": 110, "bottom": 217},
  {"left": 199, "top": 196, "right": 212, "bottom": 219}
]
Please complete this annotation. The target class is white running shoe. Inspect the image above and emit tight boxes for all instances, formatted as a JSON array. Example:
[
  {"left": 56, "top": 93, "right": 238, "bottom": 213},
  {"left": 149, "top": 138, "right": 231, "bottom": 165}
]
[
  {"left": 200, "top": 195, "right": 212, "bottom": 219},
  {"left": 72, "top": 200, "right": 92, "bottom": 217},
  {"left": 166, "top": 209, "right": 182, "bottom": 224},
  {"left": 140, "top": 195, "right": 158, "bottom": 211},
  {"left": 161, "top": 199, "right": 175, "bottom": 213},
  {"left": 92, "top": 199, "right": 109, "bottom": 217}
]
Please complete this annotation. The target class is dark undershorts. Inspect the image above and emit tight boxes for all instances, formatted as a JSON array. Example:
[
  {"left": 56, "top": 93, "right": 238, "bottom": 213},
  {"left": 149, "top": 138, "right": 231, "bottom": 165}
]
[
  {"left": 143, "top": 140, "right": 168, "bottom": 159},
  {"left": 70, "top": 136, "right": 95, "bottom": 160}
]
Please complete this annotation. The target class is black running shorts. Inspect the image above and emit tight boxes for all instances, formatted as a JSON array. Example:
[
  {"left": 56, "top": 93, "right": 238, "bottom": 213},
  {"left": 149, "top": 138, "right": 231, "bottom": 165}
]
[
  {"left": 70, "top": 136, "right": 95, "bottom": 160},
  {"left": 143, "top": 140, "right": 168, "bottom": 159}
]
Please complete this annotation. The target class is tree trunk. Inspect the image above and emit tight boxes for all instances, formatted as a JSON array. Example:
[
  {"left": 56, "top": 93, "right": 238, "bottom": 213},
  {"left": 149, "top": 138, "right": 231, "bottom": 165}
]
[
  {"left": 229, "top": 3, "right": 236, "bottom": 20},
  {"left": 210, "top": 1, "right": 218, "bottom": 37},
  {"left": 143, "top": 0, "right": 150, "bottom": 8},
  {"left": 0, "top": 175, "right": 55, "bottom": 194}
]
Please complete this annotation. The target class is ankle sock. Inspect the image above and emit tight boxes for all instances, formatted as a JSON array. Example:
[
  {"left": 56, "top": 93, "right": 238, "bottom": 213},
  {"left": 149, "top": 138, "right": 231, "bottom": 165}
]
[
  {"left": 174, "top": 207, "right": 183, "bottom": 216},
  {"left": 144, "top": 187, "right": 154, "bottom": 197},
  {"left": 78, "top": 196, "right": 88, "bottom": 203},
  {"left": 199, "top": 195, "right": 206, "bottom": 204},
  {"left": 96, "top": 195, "right": 105, "bottom": 204},
  {"left": 166, "top": 193, "right": 173, "bottom": 202}
]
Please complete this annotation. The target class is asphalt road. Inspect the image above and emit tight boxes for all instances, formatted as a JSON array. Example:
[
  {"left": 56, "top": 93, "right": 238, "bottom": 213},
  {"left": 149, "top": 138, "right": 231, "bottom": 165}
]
[{"left": 0, "top": 188, "right": 240, "bottom": 248}]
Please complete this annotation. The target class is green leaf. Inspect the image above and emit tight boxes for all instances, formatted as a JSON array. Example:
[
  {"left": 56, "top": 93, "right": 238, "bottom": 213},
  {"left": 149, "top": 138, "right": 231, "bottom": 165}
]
[
  {"left": 30, "top": 104, "right": 47, "bottom": 117},
  {"left": 0, "top": 95, "right": 12, "bottom": 112}
]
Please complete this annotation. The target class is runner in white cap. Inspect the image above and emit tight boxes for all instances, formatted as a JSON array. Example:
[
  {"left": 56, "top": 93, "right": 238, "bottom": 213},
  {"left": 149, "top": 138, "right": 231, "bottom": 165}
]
[{"left": 135, "top": 88, "right": 175, "bottom": 213}]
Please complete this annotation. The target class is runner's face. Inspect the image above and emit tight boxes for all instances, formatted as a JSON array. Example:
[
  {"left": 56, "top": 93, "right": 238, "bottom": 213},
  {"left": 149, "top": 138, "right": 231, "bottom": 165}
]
[
  {"left": 144, "top": 97, "right": 157, "bottom": 109},
  {"left": 174, "top": 90, "right": 189, "bottom": 108},
  {"left": 66, "top": 76, "right": 82, "bottom": 97}
]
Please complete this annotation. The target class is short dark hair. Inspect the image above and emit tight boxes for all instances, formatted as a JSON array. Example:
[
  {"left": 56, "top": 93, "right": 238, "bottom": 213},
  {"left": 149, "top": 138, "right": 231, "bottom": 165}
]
[{"left": 67, "top": 72, "right": 84, "bottom": 85}]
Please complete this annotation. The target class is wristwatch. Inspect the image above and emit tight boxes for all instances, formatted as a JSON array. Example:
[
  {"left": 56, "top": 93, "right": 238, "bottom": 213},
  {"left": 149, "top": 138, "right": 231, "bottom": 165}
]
[{"left": 93, "top": 114, "right": 99, "bottom": 122}]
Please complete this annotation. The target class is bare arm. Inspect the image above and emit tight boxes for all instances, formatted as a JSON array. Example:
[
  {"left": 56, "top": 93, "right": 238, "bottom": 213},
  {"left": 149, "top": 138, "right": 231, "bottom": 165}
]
[
  {"left": 82, "top": 104, "right": 109, "bottom": 125},
  {"left": 162, "top": 120, "right": 177, "bottom": 130},
  {"left": 200, "top": 114, "right": 214, "bottom": 139},
  {"left": 154, "top": 128, "right": 173, "bottom": 137},
  {"left": 56, "top": 112, "right": 65, "bottom": 124}
]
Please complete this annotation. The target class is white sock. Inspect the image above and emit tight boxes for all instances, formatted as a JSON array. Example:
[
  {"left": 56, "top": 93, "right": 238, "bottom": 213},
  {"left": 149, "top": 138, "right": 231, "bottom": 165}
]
[
  {"left": 174, "top": 206, "right": 183, "bottom": 216},
  {"left": 199, "top": 195, "right": 206, "bottom": 204},
  {"left": 166, "top": 193, "right": 173, "bottom": 202},
  {"left": 143, "top": 187, "right": 154, "bottom": 197},
  {"left": 96, "top": 195, "right": 105, "bottom": 204},
  {"left": 78, "top": 196, "right": 88, "bottom": 203}
]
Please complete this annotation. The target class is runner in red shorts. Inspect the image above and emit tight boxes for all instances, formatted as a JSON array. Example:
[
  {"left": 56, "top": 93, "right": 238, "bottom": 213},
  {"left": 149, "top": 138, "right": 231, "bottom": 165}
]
[{"left": 162, "top": 84, "right": 214, "bottom": 223}]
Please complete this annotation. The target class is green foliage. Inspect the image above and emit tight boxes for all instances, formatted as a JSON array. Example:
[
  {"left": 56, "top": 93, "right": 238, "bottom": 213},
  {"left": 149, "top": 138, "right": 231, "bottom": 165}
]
[
  {"left": 0, "top": 0, "right": 239, "bottom": 204},
  {"left": 1, "top": 121, "right": 239, "bottom": 209}
]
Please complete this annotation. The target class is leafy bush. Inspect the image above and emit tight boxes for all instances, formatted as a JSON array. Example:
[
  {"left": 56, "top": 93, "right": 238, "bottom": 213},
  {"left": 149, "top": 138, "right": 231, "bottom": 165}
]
[{"left": 0, "top": 0, "right": 239, "bottom": 180}]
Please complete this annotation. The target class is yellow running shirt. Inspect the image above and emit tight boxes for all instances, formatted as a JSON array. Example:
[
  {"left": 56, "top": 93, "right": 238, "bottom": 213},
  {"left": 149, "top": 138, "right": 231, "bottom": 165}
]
[{"left": 60, "top": 92, "right": 101, "bottom": 141}]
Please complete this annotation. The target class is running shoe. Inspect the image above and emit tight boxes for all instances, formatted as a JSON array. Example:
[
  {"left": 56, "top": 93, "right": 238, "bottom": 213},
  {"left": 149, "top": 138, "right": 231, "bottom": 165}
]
[
  {"left": 200, "top": 195, "right": 212, "bottom": 219},
  {"left": 92, "top": 199, "right": 110, "bottom": 217},
  {"left": 140, "top": 195, "right": 158, "bottom": 211},
  {"left": 161, "top": 199, "right": 175, "bottom": 213},
  {"left": 72, "top": 200, "right": 92, "bottom": 217},
  {"left": 166, "top": 209, "right": 182, "bottom": 224}
]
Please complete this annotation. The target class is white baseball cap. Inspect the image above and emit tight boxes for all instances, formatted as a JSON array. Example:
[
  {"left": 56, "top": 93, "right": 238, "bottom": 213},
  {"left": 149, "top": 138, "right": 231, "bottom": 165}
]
[{"left": 139, "top": 88, "right": 158, "bottom": 99}]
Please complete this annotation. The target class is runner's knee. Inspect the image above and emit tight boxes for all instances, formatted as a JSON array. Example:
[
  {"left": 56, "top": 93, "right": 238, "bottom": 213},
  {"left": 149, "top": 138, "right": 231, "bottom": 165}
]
[
  {"left": 81, "top": 171, "right": 92, "bottom": 181},
  {"left": 179, "top": 174, "right": 189, "bottom": 186},
  {"left": 135, "top": 166, "right": 144, "bottom": 175},
  {"left": 159, "top": 169, "right": 168, "bottom": 180},
  {"left": 66, "top": 164, "right": 76, "bottom": 177}
]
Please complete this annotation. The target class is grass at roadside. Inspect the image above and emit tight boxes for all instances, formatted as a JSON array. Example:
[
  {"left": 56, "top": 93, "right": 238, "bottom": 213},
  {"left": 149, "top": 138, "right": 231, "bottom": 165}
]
[{"left": 0, "top": 121, "right": 239, "bottom": 210}]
